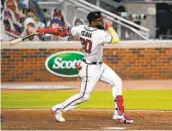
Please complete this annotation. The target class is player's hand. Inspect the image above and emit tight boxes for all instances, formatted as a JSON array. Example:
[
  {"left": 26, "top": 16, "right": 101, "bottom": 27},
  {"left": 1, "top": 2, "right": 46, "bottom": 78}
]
[
  {"left": 75, "top": 64, "right": 82, "bottom": 70},
  {"left": 59, "top": 28, "right": 69, "bottom": 37},
  {"left": 36, "top": 29, "right": 45, "bottom": 36},
  {"left": 105, "top": 22, "right": 112, "bottom": 29}
]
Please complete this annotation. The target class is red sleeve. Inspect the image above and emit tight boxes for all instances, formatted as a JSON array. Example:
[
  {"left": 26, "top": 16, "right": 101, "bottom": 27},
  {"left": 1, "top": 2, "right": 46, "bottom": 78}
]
[{"left": 40, "top": 28, "right": 60, "bottom": 35}]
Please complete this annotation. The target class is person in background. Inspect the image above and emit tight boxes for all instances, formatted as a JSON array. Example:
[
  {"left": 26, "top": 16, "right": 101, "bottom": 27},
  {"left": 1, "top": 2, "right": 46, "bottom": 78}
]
[
  {"left": 116, "top": 5, "right": 127, "bottom": 19},
  {"left": 3, "top": 0, "right": 25, "bottom": 32},
  {"left": 74, "top": 18, "right": 83, "bottom": 26},
  {"left": 116, "top": 5, "right": 131, "bottom": 40},
  {"left": 28, "top": 0, "right": 46, "bottom": 25},
  {"left": 50, "top": 9, "right": 66, "bottom": 28},
  {"left": 5, "top": 0, "right": 25, "bottom": 20},
  {"left": 21, "top": 17, "right": 39, "bottom": 41},
  {"left": 68, "top": 18, "right": 84, "bottom": 41},
  {"left": 1, "top": 18, "right": 20, "bottom": 41},
  {"left": 48, "top": 18, "right": 68, "bottom": 41},
  {"left": 26, "top": 8, "right": 45, "bottom": 29},
  {"left": 46, "top": 9, "right": 68, "bottom": 41}
]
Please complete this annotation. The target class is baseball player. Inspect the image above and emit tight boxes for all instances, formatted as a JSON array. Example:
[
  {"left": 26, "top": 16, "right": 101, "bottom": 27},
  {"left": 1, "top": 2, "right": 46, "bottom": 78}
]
[{"left": 36, "top": 11, "right": 134, "bottom": 124}]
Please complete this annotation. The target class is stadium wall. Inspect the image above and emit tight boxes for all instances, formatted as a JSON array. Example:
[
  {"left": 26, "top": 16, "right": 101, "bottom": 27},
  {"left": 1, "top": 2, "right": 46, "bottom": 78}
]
[{"left": 1, "top": 41, "right": 172, "bottom": 82}]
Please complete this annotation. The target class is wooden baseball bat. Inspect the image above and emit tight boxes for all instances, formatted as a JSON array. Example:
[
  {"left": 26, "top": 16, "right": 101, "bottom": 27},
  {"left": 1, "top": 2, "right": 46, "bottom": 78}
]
[{"left": 8, "top": 33, "right": 37, "bottom": 46}]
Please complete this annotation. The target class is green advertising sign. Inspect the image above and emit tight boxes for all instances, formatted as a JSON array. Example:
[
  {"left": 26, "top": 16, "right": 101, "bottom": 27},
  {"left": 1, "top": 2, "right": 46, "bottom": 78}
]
[{"left": 45, "top": 51, "right": 84, "bottom": 77}]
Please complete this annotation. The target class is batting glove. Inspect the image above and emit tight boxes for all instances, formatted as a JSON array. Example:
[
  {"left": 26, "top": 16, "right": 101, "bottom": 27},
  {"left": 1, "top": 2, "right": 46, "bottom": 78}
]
[{"left": 105, "top": 22, "right": 112, "bottom": 29}]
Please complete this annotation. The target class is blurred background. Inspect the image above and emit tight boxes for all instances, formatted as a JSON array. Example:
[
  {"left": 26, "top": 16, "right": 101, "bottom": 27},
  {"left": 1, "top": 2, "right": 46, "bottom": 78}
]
[{"left": 1, "top": 0, "right": 172, "bottom": 42}]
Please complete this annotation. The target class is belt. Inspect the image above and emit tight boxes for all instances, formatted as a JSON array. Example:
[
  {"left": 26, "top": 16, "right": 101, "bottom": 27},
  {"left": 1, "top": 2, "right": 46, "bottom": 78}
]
[{"left": 83, "top": 59, "right": 102, "bottom": 65}]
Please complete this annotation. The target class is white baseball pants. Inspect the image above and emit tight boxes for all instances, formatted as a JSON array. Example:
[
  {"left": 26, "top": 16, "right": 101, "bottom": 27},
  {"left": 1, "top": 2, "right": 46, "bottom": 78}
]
[{"left": 52, "top": 61, "right": 122, "bottom": 112}]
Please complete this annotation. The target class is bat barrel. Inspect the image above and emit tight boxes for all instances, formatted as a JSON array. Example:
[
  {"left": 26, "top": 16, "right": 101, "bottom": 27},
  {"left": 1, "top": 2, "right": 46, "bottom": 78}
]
[
  {"left": 8, "top": 38, "right": 23, "bottom": 46},
  {"left": 8, "top": 33, "right": 37, "bottom": 46}
]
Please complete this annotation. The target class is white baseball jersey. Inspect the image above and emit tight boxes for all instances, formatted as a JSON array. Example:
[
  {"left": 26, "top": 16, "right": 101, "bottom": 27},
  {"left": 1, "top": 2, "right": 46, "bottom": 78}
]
[{"left": 70, "top": 25, "right": 112, "bottom": 63}]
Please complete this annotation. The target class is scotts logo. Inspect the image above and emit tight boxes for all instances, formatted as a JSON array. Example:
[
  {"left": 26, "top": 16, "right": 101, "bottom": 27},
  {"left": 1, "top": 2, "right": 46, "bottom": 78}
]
[{"left": 45, "top": 51, "right": 84, "bottom": 77}]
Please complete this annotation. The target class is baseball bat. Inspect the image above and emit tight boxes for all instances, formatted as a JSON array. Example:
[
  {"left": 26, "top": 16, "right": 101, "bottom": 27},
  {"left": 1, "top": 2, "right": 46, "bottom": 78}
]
[{"left": 8, "top": 33, "right": 37, "bottom": 46}]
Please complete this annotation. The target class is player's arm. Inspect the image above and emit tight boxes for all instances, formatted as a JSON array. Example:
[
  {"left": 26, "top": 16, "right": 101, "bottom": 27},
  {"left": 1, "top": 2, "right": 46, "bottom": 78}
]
[
  {"left": 36, "top": 25, "right": 82, "bottom": 37},
  {"left": 105, "top": 22, "right": 119, "bottom": 44},
  {"left": 36, "top": 27, "right": 70, "bottom": 36}
]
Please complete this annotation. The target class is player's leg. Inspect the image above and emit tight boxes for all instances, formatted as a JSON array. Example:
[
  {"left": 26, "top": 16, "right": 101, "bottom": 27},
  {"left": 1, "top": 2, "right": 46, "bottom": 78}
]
[
  {"left": 51, "top": 92, "right": 92, "bottom": 122},
  {"left": 51, "top": 64, "right": 102, "bottom": 122},
  {"left": 99, "top": 63, "right": 133, "bottom": 124},
  {"left": 52, "top": 73, "right": 99, "bottom": 112}
]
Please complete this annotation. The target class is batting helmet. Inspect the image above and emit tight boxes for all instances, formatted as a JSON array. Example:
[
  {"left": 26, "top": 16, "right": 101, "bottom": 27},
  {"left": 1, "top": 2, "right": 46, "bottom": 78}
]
[{"left": 87, "top": 11, "right": 106, "bottom": 24}]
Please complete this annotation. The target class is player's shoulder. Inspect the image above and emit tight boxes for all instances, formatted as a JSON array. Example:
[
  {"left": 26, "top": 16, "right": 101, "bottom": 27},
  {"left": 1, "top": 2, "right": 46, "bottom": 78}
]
[
  {"left": 82, "top": 25, "right": 98, "bottom": 32},
  {"left": 70, "top": 25, "right": 85, "bottom": 30},
  {"left": 96, "top": 29, "right": 110, "bottom": 37},
  {"left": 73, "top": 24, "right": 85, "bottom": 29},
  {"left": 70, "top": 25, "right": 85, "bottom": 35},
  {"left": 97, "top": 29, "right": 107, "bottom": 33}
]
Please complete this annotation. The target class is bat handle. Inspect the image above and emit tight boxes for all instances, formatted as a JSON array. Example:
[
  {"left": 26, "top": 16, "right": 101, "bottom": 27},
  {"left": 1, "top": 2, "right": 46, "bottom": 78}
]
[{"left": 22, "top": 33, "right": 37, "bottom": 41}]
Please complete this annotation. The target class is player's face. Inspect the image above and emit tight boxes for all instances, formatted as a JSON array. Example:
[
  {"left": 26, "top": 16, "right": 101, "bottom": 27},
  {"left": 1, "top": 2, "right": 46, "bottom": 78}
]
[{"left": 92, "top": 19, "right": 104, "bottom": 30}]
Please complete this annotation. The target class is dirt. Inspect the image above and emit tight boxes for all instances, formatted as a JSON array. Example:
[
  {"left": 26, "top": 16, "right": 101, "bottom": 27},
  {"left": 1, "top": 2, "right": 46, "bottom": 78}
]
[{"left": 1, "top": 109, "right": 172, "bottom": 130}]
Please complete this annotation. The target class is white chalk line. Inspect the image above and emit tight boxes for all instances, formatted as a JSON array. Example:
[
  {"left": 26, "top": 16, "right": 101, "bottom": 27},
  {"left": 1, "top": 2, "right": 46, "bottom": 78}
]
[
  {"left": 102, "top": 127, "right": 126, "bottom": 130},
  {"left": 1, "top": 85, "right": 77, "bottom": 90}
]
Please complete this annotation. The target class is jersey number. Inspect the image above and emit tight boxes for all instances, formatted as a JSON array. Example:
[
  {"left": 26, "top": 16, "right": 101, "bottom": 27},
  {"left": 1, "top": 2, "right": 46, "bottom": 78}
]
[{"left": 80, "top": 38, "right": 92, "bottom": 53}]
